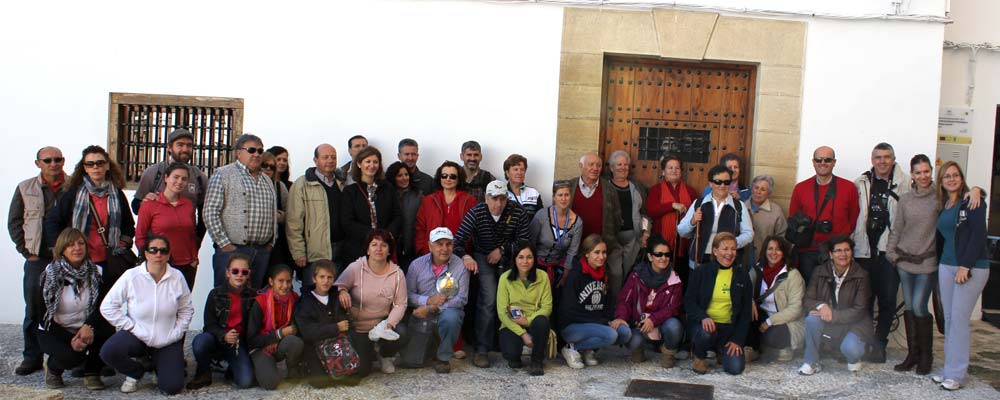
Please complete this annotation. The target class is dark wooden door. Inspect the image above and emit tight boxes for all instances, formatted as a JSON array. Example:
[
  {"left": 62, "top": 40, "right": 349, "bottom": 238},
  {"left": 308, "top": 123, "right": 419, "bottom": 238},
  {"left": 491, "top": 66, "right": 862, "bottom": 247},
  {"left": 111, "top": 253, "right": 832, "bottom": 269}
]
[{"left": 600, "top": 58, "right": 756, "bottom": 192}]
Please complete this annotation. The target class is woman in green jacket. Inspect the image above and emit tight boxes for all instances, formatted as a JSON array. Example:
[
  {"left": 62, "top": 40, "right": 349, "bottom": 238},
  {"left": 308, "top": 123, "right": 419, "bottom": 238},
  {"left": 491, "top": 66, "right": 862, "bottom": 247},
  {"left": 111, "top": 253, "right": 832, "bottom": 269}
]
[{"left": 497, "top": 243, "right": 552, "bottom": 376}]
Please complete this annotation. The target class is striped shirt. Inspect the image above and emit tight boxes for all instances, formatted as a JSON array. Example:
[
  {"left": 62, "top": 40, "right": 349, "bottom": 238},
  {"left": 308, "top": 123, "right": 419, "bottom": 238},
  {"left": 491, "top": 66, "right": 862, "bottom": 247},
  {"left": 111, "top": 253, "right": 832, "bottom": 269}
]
[{"left": 454, "top": 202, "right": 530, "bottom": 263}]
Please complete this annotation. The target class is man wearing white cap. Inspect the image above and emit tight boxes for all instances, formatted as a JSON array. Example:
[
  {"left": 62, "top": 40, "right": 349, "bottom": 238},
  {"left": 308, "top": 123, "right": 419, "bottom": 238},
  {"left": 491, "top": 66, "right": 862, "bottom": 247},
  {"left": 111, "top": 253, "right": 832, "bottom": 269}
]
[
  {"left": 454, "top": 180, "right": 531, "bottom": 368},
  {"left": 401, "top": 227, "right": 470, "bottom": 373}
]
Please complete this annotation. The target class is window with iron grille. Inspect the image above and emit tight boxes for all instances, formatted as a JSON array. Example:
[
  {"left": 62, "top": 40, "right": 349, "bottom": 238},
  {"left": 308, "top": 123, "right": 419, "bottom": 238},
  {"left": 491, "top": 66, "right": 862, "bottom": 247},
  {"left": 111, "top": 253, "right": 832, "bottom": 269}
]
[
  {"left": 637, "top": 126, "right": 711, "bottom": 164},
  {"left": 107, "top": 92, "right": 244, "bottom": 189}
]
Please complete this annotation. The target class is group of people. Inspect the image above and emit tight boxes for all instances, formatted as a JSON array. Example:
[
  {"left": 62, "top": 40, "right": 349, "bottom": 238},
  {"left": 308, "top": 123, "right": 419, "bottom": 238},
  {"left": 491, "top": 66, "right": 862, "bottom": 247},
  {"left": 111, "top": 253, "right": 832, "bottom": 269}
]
[{"left": 8, "top": 128, "right": 990, "bottom": 393}]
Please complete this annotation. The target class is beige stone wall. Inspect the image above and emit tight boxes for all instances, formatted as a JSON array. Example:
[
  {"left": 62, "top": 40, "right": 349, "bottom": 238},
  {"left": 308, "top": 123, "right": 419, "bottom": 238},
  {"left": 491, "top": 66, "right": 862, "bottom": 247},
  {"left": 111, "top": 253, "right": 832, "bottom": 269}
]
[{"left": 555, "top": 8, "right": 806, "bottom": 206}]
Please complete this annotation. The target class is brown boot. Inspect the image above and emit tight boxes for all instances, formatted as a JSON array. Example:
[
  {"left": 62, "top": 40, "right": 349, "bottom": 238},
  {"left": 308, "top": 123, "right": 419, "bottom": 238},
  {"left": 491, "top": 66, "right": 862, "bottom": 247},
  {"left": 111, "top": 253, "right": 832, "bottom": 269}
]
[
  {"left": 692, "top": 357, "right": 710, "bottom": 374},
  {"left": 915, "top": 315, "right": 933, "bottom": 375},
  {"left": 659, "top": 346, "right": 676, "bottom": 369},
  {"left": 894, "top": 311, "right": 918, "bottom": 372},
  {"left": 631, "top": 347, "right": 646, "bottom": 363}
]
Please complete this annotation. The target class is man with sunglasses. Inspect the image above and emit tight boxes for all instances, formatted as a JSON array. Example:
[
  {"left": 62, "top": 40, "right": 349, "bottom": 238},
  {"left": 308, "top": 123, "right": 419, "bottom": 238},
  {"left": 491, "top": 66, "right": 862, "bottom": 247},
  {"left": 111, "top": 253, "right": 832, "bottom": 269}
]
[
  {"left": 8, "top": 146, "right": 67, "bottom": 375},
  {"left": 788, "top": 146, "right": 859, "bottom": 285},
  {"left": 131, "top": 129, "right": 209, "bottom": 240},
  {"left": 204, "top": 134, "right": 278, "bottom": 289}
]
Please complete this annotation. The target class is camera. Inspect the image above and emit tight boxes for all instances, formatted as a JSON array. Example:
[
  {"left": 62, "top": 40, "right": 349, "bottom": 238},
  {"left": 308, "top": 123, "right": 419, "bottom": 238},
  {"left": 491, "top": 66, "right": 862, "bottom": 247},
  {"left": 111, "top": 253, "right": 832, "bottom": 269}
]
[{"left": 817, "top": 220, "right": 833, "bottom": 234}]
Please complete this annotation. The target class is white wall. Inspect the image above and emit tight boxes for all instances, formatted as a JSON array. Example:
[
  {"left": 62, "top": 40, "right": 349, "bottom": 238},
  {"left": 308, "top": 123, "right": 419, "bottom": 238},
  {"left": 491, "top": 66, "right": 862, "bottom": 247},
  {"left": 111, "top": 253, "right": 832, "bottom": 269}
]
[{"left": 0, "top": 0, "right": 948, "bottom": 325}]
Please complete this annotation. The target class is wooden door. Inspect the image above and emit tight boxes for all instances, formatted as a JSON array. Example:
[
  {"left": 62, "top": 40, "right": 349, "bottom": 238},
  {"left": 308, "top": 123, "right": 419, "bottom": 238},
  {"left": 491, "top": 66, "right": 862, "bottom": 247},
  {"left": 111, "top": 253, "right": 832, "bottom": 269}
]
[{"left": 600, "top": 58, "right": 756, "bottom": 193}]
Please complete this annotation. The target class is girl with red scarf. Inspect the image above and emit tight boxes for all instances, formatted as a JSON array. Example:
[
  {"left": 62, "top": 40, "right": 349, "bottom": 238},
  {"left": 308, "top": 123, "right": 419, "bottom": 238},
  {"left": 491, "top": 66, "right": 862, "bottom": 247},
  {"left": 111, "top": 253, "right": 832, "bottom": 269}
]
[
  {"left": 557, "top": 234, "right": 622, "bottom": 369},
  {"left": 247, "top": 265, "right": 302, "bottom": 390},
  {"left": 646, "top": 155, "right": 697, "bottom": 286},
  {"left": 747, "top": 236, "right": 805, "bottom": 362}
]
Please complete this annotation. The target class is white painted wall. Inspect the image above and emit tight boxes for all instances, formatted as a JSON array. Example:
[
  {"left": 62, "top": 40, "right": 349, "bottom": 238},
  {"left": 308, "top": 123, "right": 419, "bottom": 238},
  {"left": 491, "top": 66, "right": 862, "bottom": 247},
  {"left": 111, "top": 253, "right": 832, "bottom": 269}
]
[{"left": 0, "top": 0, "right": 948, "bottom": 325}]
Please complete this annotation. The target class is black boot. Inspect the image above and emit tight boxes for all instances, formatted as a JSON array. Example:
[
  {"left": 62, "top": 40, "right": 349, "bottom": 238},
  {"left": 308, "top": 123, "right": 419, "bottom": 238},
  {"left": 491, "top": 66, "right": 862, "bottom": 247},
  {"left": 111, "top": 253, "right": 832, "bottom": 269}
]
[
  {"left": 893, "top": 311, "right": 918, "bottom": 371},
  {"left": 915, "top": 315, "right": 933, "bottom": 375},
  {"left": 864, "top": 341, "right": 887, "bottom": 363}
]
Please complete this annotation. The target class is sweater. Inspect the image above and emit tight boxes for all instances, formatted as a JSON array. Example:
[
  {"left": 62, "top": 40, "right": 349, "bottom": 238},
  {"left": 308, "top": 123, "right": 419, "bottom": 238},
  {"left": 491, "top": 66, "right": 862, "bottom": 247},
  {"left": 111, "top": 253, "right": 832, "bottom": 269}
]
[
  {"left": 334, "top": 256, "right": 408, "bottom": 333},
  {"left": 497, "top": 270, "right": 552, "bottom": 336},
  {"left": 100, "top": 265, "right": 193, "bottom": 348},
  {"left": 528, "top": 206, "right": 582, "bottom": 265},
  {"left": 685, "top": 261, "right": 753, "bottom": 346},
  {"left": 886, "top": 186, "right": 939, "bottom": 274},
  {"left": 788, "top": 176, "right": 860, "bottom": 251},
  {"left": 558, "top": 258, "right": 613, "bottom": 331},
  {"left": 135, "top": 193, "right": 198, "bottom": 265},
  {"left": 567, "top": 177, "right": 623, "bottom": 251},
  {"left": 202, "top": 161, "right": 278, "bottom": 248},
  {"left": 339, "top": 181, "right": 403, "bottom": 263},
  {"left": 453, "top": 202, "right": 530, "bottom": 265},
  {"left": 414, "top": 190, "right": 477, "bottom": 256}
]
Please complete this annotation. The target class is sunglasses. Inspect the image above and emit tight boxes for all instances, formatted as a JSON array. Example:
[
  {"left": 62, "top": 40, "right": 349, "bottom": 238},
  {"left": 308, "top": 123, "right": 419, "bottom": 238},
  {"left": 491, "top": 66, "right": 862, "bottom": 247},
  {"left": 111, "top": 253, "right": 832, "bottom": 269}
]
[
  {"left": 813, "top": 157, "right": 835, "bottom": 164},
  {"left": 39, "top": 157, "right": 65, "bottom": 164},
  {"left": 710, "top": 179, "right": 732, "bottom": 186},
  {"left": 649, "top": 251, "right": 671, "bottom": 258},
  {"left": 440, "top": 173, "right": 458, "bottom": 180},
  {"left": 262, "top": 164, "right": 276, "bottom": 171},
  {"left": 240, "top": 146, "right": 263, "bottom": 154},
  {"left": 145, "top": 246, "right": 170, "bottom": 255},
  {"left": 229, "top": 268, "right": 251, "bottom": 276},
  {"left": 83, "top": 160, "right": 108, "bottom": 168}
]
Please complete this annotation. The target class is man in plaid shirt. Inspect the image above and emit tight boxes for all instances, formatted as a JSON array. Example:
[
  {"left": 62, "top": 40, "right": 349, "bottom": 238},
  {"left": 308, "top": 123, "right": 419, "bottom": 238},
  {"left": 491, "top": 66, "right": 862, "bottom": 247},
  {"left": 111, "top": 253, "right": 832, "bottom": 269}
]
[{"left": 203, "top": 134, "right": 277, "bottom": 289}]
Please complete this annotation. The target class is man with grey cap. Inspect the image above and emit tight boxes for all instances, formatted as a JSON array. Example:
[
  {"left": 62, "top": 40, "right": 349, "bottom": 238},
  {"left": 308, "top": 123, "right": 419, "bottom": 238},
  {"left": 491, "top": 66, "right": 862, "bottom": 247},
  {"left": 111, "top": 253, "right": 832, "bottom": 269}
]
[
  {"left": 401, "top": 227, "right": 470, "bottom": 373},
  {"left": 131, "top": 128, "right": 209, "bottom": 238},
  {"left": 454, "top": 180, "right": 530, "bottom": 368}
]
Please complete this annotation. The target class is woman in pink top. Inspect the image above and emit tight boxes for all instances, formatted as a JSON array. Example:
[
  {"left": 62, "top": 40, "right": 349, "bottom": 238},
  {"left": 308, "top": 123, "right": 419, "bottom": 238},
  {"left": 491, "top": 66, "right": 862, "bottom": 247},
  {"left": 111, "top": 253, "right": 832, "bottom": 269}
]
[
  {"left": 335, "top": 228, "right": 409, "bottom": 377},
  {"left": 135, "top": 163, "right": 198, "bottom": 289}
]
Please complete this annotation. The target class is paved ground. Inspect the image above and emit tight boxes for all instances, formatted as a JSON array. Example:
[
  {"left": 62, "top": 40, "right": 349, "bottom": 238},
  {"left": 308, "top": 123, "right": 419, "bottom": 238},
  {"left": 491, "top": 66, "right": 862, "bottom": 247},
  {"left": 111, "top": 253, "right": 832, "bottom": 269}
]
[{"left": 0, "top": 322, "right": 999, "bottom": 399}]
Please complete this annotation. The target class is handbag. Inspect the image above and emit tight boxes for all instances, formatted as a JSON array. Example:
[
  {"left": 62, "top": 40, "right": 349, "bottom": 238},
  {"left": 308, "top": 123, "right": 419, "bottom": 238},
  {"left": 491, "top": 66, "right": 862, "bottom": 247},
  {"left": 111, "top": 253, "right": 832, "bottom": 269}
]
[
  {"left": 315, "top": 332, "right": 360, "bottom": 379},
  {"left": 88, "top": 197, "right": 138, "bottom": 283}
]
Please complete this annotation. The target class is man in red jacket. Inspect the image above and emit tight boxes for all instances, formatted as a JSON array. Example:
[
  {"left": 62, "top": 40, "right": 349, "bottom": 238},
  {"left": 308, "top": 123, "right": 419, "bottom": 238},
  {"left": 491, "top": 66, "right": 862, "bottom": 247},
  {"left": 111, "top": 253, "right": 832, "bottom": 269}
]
[{"left": 788, "top": 146, "right": 859, "bottom": 284}]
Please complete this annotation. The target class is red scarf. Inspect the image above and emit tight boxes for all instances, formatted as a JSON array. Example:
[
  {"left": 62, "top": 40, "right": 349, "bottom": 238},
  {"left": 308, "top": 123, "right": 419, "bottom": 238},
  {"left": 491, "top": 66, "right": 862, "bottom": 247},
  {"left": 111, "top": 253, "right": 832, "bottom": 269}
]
[
  {"left": 255, "top": 289, "right": 298, "bottom": 355},
  {"left": 580, "top": 258, "right": 606, "bottom": 282},
  {"left": 762, "top": 263, "right": 784, "bottom": 289}
]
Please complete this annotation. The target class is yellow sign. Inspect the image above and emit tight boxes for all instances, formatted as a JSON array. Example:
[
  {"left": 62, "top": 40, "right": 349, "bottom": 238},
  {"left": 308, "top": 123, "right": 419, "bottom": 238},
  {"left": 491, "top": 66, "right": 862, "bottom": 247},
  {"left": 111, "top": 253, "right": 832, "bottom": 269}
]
[{"left": 938, "top": 134, "right": 972, "bottom": 144}]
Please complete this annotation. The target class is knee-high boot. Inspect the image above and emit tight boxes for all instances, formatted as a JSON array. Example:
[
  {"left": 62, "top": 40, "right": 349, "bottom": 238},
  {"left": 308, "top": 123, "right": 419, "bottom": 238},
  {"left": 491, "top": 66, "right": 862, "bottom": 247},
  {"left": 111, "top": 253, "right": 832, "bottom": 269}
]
[
  {"left": 893, "top": 311, "right": 918, "bottom": 371},
  {"left": 915, "top": 315, "right": 933, "bottom": 375}
]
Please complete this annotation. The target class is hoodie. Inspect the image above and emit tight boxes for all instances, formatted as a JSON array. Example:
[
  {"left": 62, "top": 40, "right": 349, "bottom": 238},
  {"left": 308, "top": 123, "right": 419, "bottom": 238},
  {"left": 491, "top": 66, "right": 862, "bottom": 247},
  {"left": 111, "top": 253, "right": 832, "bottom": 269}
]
[{"left": 334, "top": 256, "right": 408, "bottom": 333}]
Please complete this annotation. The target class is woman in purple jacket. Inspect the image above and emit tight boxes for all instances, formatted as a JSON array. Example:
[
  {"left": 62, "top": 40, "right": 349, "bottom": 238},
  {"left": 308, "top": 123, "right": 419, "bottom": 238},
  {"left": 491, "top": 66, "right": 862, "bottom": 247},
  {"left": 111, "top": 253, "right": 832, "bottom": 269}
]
[{"left": 610, "top": 234, "right": 684, "bottom": 368}]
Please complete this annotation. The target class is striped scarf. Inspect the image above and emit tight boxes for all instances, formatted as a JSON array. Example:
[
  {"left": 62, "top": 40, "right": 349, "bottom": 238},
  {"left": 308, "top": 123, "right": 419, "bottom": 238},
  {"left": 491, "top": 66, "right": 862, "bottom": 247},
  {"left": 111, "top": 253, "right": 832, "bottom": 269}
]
[
  {"left": 71, "top": 176, "right": 121, "bottom": 248},
  {"left": 41, "top": 258, "right": 101, "bottom": 330}
]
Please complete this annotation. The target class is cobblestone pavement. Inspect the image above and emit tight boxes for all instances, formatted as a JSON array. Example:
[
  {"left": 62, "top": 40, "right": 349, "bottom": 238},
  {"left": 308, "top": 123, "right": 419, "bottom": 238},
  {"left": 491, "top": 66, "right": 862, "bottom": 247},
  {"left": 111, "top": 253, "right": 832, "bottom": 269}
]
[{"left": 0, "top": 322, "right": 998, "bottom": 399}]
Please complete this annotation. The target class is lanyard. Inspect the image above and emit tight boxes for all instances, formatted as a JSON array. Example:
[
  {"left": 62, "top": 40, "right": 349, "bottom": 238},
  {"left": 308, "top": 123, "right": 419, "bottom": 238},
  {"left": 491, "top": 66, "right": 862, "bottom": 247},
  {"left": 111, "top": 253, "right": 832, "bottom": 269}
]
[{"left": 551, "top": 207, "right": 570, "bottom": 247}]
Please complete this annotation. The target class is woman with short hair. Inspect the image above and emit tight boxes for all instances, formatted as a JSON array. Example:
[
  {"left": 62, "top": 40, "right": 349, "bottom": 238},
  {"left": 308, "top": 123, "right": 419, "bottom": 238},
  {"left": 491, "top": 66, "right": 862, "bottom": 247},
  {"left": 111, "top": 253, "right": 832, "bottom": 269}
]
[{"left": 504, "top": 154, "right": 544, "bottom": 221}]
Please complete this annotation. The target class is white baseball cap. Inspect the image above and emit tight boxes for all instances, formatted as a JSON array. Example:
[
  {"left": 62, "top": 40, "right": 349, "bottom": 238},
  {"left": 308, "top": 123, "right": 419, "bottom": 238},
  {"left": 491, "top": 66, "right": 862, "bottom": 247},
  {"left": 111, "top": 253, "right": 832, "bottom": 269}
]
[
  {"left": 485, "top": 180, "right": 507, "bottom": 198},
  {"left": 429, "top": 227, "right": 454, "bottom": 243}
]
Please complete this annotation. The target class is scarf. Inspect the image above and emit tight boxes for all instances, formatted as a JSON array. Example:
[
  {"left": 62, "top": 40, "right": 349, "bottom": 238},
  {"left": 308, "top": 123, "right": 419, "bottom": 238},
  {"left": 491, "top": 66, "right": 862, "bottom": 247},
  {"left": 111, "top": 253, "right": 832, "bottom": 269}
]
[
  {"left": 635, "top": 262, "right": 671, "bottom": 290},
  {"left": 71, "top": 176, "right": 121, "bottom": 248},
  {"left": 762, "top": 262, "right": 784, "bottom": 289},
  {"left": 655, "top": 180, "right": 693, "bottom": 257},
  {"left": 41, "top": 258, "right": 101, "bottom": 330},
  {"left": 580, "top": 257, "right": 606, "bottom": 282},
  {"left": 255, "top": 288, "right": 298, "bottom": 355}
]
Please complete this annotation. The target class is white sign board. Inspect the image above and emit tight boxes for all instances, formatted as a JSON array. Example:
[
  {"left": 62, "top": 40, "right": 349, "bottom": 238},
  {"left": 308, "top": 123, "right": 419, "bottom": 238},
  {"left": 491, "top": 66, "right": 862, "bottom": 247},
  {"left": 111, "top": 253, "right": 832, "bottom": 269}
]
[{"left": 938, "top": 106, "right": 973, "bottom": 137}]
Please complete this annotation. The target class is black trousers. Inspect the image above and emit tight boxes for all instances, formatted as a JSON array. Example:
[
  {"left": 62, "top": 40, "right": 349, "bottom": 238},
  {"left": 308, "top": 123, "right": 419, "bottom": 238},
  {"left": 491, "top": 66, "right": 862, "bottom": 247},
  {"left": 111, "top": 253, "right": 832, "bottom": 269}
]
[
  {"left": 499, "top": 316, "right": 550, "bottom": 363},
  {"left": 798, "top": 250, "right": 822, "bottom": 286},
  {"left": 747, "top": 318, "right": 791, "bottom": 350},
  {"left": 348, "top": 323, "right": 410, "bottom": 378},
  {"left": 36, "top": 323, "right": 110, "bottom": 375},
  {"left": 858, "top": 253, "right": 899, "bottom": 345}
]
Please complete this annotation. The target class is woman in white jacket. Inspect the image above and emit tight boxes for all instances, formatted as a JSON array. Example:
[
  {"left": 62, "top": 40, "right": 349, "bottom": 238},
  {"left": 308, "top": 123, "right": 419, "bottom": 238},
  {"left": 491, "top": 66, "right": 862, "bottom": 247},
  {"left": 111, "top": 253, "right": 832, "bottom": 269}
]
[{"left": 99, "top": 235, "right": 193, "bottom": 395}]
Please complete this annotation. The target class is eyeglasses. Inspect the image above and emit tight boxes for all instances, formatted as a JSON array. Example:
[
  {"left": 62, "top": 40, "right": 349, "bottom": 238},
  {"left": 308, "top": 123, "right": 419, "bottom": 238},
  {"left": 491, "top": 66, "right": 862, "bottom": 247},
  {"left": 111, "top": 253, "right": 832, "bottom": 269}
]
[
  {"left": 831, "top": 248, "right": 851, "bottom": 254},
  {"left": 262, "top": 164, "right": 276, "bottom": 171},
  {"left": 649, "top": 251, "right": 671, "bottom": 258},
  {"left": 942, "top": 173, "right": 962, "bottom": 180},
  {"left": 440, "top": 173, "right": 458, "bottom": 180},
  {"left": 145, "top": 246, "right": 170, "bottom": 255},
  {"left": 83, "top": 160, "right": 108, "bottom": 168},
  {"left": 240, "top": 147, "right": 263, "bottom": 154},
  {"left": 229, "top": 268, "right": 251, "bottom": 276},
  {"left": 710, "top": 179, "right": 732, "bottom": 186},
  {"left": 813, "top": 157, "right": 835, "bottom": 164},
  {"left": 39, "top": 157, "right": 65, "bottom": 164}
]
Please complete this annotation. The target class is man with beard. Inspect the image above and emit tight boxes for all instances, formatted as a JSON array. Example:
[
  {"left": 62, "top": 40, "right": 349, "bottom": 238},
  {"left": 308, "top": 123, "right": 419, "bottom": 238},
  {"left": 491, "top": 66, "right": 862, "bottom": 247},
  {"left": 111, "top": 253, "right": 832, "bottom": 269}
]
[
  {"left": 460, "top": 141, "right": 495, "bottom": 202},
  {"left": 131, "top": 128, "right": 209, "bottom": 239}
]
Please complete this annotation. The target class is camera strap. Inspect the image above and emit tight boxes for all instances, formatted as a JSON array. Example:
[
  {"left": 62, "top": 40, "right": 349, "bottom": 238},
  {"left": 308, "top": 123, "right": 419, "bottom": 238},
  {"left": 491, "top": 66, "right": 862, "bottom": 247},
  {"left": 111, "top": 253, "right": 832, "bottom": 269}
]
[{"left": 812, "top": 177, "right": 837, "bottom": 230}]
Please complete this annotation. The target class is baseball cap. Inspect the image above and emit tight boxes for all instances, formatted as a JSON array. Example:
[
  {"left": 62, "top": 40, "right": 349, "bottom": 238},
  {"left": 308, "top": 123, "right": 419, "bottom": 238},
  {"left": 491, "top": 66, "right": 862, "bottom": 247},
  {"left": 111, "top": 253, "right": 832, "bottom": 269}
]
[
  {"left": 485, "top": 180, "right": 507, "bottom": 198},
  {"left": 429, "top": 227, "right": 454, "bottom": 243}
]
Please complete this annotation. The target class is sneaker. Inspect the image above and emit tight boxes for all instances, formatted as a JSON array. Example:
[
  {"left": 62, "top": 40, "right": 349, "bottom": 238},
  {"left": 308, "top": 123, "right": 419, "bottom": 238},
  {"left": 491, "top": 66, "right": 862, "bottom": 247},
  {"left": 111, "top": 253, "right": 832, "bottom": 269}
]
[
  {"left": 941, "top": 379, "right": 961, "bottom": 390},
  {"left": 44, "top": 367, "right": 65, "bottom": 389},
  {"left": 15, "top": 359, "right": 43, "bottom": 376},
  {"left": 522, "top": 345, "right": 532, "bottom": 356},
  {"left": 454, "top": 350, "right": 467, "bottom": 360},
  {"left": 562, "top": 346, "right": 584, "bottom": 369},
  {"left": 692, "top": 357, "right": 710, "bottom": 374},
  {"left": 84, "top": 375, "right": 106, "bottom": 391},
  {"left": 434, "top": 360, "right": 451, "bottom": 374},
  {"left": 527, "top": 360, "right": 544, "bottom": 376},
  {"left": 847, "top": 362, "right": 862, "bottom": 372},
  {"left": 631, "top": 347, "right": 646, "bottom": 363},
  {"left": 675, "top": 349, "right": 690, "bottom": 360},
  {"left": 798, "top": 363, "right": 821, "bottom": 376},
  {"left": 186, "top": 370, "right": 212, "bottom": 390},
  {"left": 508, "top": 358, "right": 524, "bottom": 369},
  {"left": 744, "top": 347, "right": 760, "bottom": 363},
  {"left": 931, "top": 374, "right": 945, "bottom": 383},
  {"left": 473, "top": 352, "right": 490, "bottom": 368},
  {"left": 378, "top": 355, "right": 396, "bottom": 374},
  {"left": 777, "top": 348, "right": 794, "bottom": 362},
  {"left": 582, "top": 350, "right": 599, "bottom": 366},
  {"left": 121, "top": 376, "right": 140, "bottom": 393}
]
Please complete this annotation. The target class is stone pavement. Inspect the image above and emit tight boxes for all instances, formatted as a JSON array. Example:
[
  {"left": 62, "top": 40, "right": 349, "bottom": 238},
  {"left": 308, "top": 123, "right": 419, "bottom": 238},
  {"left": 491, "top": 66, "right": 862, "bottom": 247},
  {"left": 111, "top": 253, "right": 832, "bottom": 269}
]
[{"left": 0, "top": 322, "right": 998, "bottom": 399}]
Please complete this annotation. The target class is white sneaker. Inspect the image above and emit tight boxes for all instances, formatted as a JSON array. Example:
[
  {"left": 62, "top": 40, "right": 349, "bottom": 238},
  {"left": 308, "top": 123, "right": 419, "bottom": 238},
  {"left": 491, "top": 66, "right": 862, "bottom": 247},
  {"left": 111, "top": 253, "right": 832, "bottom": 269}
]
[
  {"left": 561, "top": 346, "right": 584, "bottom": 369},
  {"left": 941, "top": 379, "right": 961, "bottom": 390},
  {"left": 582, "top": 350, "right": 599, "bottom": 366},
  {"left": 522, "top": 345, "right": 532, "bottom": 356},
  {"left": 798, "top": 363, "right": 821, "bottom": 376},
  {"left": 931, "top": 374, "right": 944, "bottom": 383},
  {"left": 120, "top": 376, "right": 140, "bottom": 393},
  {"left": 847, "top": 362, "right": 862, "bottom": 372},
  {"left": 378, "top": 355, "right": 396, "bottom": 374}
]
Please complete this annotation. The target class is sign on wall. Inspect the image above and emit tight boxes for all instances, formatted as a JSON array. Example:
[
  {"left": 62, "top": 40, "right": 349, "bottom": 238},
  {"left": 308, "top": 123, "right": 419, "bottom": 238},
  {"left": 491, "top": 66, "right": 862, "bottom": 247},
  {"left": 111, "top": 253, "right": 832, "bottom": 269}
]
[{"left": 937, "top": 106, "right": 974, "bottom": 171}]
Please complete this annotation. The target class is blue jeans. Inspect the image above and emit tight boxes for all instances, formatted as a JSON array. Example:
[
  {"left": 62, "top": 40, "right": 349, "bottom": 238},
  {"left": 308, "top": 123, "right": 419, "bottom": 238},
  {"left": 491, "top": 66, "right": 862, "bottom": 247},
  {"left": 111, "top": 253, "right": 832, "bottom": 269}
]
[
  {"left": 22, "top": 258, "right": 47, "bottom": 362},
  {"left": 100, "top": 331, "right": 186, "bottom": 395},
  {"left": 473, "top": 252, "right": 499, "bottom": 353},
  {"left": 898, "top": 269, "right": 934, "bottom": 317},
  {"left": 562, "top": 323, "right": 618, "bottom": 351},
  {"left": 938, "top": 264, "right": 990, "bottom": 384},
  {"left": 213, "top": 245, "right": 271, "bottom": 289},
  {"left": 690, "top": 322, "right": 746, "bottom": 375},
  {"left": 616, "top": 317, "right": 684, "bottom": 351},
  {"left": 436, "top": 308, "right": 463, "bottom": 361},
  {"left": 802, "top": 315, "right": 866, "bottom": 366},
  {"left": 191, "top": 332, "right": 253, "bottom": 388}
]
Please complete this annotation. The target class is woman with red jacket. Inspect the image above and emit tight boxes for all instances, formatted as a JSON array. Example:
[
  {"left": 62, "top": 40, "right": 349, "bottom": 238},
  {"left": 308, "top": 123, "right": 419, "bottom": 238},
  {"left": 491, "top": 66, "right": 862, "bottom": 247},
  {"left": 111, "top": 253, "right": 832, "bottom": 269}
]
[
  {"left": 414, "top": 161, "right": 476, "bottom": 256},
  {"left": 645, "top": 155, "right": 697, "bottom": 286},
  {"left": 135, "top": 162, "right": 198, "bottom": 289},
  {"left": 610, "top": 234, "right": 684, "bottom": 368}
]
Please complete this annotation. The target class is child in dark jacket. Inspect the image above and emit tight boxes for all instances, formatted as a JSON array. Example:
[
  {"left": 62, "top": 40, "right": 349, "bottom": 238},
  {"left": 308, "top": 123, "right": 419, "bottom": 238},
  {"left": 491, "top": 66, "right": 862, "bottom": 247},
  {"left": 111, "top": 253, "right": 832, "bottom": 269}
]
[
  {"left": 293, "top": 260, "right": 353, "bottom": 388},
  {"left": 558, "top": 234, "right": 620, "bottom": 369},
  {"left": 247, "top": 265, "right": 303, "bottom": 390}
]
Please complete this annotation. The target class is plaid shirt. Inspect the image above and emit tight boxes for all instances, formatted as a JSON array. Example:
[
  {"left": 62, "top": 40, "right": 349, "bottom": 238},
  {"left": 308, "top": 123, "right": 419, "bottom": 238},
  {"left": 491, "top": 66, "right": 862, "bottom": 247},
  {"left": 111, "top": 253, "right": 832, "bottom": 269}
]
[{"left": 203, "top": 161, "right": 277, "bottom": 248}]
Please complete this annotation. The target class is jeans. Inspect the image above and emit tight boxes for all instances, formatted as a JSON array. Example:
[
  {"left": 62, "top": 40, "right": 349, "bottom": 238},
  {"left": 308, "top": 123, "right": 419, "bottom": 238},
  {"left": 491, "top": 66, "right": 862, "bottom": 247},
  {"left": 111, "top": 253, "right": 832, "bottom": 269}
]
[
  {"left": 798, "top": 250, "right": 821, "bottom": 285},
  {"left": 562, "top": 323, "right": 618, "bottom": 351},
  {"left": 499, "top": 316, "right": 550, "bottom": 363},
  {"left": 191, "top": 332, "right": 253, "bottom": 388},
  {"left": 802, "top": 315, "right": 867, "bottom": 366},
  {"left": 213, "top": 245, "right": 271, "bottom": 289},
  {"left": 898, "top": 269, "right": 934, "bottom": 317},
  {"left": 250, "top": 335, "right": 304, "bottom": 390},
  {"left": 858, "top": 253, "right": 899, "bottom": 345},
  {"left": 938, "top": 263, "right": 990, "bottom": 384},
  {"left": 616, "top": 317, "right": 684, "bottom": 351},
  {"left": 405, "top": 308, "right": 463, "bottom": 362},
  {"left": 690, "top": 322, "right": 746, "bottom": 375},
  {"left": 472, "top": 252, "right": 500, "bottom": 353},
  {"left": 350, "top": 323, "right": 410, "bottom": 378},
  {"left": 36, "top": 323, "right": 109, "bottom": 375},
  {"left": 22, "top": 258, "right": 47, "bottom": 362},
  {"left": 100, "top": 330, "right": 186, "bottom": 395}
]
